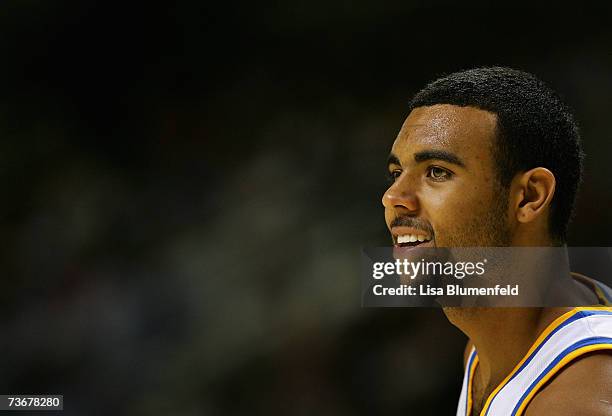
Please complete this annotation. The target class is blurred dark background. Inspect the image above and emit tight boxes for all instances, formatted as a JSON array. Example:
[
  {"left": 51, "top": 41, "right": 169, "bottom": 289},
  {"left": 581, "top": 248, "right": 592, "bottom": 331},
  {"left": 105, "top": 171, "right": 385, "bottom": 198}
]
[{"left": 0, "top": 2, "right": 611, "bottom": 415}]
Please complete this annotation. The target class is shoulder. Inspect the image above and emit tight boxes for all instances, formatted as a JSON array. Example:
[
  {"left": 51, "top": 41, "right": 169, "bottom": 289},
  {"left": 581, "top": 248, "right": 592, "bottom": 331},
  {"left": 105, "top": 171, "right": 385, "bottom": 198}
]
[{"left": 525, "top": 352, "right": 612, "bottom": 416}]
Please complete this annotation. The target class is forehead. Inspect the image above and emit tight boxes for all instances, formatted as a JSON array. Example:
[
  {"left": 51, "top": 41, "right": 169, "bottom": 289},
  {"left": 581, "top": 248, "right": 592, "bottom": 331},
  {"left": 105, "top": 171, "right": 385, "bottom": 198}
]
[{"left": 391, "top": 104, "right": 498, "bottom": 162}]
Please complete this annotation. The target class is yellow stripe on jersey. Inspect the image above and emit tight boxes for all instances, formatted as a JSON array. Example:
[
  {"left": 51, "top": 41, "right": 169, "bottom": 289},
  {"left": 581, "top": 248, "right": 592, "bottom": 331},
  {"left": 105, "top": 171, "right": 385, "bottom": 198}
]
[
  {"left": 478, "top": 306, "right": 612, "bottom": 416},
  {"left": 514, "top": 343, "right": 612, "bottom": 416},
  {"left": 466, "top": 354, "right": 479, "bottom": 416}
]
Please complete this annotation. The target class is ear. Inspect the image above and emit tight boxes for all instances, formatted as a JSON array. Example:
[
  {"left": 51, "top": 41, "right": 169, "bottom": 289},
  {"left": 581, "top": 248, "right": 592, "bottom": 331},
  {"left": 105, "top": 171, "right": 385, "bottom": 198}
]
[{"left": 514, "top": 167, "right": 556, "bottom": 224}]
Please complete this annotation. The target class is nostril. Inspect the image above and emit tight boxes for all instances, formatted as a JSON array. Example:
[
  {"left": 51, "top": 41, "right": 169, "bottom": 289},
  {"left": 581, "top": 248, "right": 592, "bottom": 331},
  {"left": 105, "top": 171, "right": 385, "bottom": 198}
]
[{"left": 382, "top": 185, "right": 419, "bottom": 211}]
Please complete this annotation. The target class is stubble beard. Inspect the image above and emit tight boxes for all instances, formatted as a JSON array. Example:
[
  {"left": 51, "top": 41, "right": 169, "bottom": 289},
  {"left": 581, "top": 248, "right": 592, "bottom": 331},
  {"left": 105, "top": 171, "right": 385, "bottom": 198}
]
[{"left": 442, "top": 187, "right": 512, "bottom": 321}]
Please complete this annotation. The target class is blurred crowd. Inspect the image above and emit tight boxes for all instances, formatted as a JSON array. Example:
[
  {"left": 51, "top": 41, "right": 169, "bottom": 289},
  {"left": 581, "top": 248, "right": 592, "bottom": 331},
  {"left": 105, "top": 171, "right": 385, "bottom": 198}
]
[{"left": 0, "top": 3, "right": 610, "bottom": 415}]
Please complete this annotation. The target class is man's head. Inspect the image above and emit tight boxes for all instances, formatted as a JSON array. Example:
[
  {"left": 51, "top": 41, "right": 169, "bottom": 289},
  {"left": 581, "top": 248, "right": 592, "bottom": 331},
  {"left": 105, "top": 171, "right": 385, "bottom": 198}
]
[{"left": 382, "top": 67, "right": 583, "bottom": 247}]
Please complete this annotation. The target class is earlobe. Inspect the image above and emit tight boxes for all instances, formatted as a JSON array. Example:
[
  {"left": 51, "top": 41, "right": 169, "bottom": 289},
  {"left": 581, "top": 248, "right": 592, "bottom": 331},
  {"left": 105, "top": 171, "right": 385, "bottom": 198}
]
[{"left": 516, "top": 168, "right": 556, "bottom": 224}]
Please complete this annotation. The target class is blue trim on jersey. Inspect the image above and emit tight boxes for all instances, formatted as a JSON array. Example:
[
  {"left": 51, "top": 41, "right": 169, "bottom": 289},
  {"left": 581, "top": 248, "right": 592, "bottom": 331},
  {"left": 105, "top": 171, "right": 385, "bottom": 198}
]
[
  {"left": 593, "top": 280, "right": 612, "bottom": 303},
  {"left": 510, "top": 336, "right": 612, "bottom": 416},
  {"left": 484, "top": 310, "right": 612, "bottom": 416},
  {"left": 465, "top": 349, "right": 478, "bottom": 416}
]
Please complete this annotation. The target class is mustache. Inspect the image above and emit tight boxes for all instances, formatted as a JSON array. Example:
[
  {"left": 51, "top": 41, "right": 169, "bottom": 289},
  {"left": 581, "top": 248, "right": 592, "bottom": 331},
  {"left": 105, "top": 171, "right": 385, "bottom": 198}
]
[{"left": 390, "top": 216, "right": 434, "bottom": 235}]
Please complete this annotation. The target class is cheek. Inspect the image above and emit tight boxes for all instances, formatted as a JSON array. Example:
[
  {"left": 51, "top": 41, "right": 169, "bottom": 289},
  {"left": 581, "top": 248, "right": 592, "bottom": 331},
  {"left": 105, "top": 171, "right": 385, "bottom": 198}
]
[
  {"left": 423, "top": 182, "right": 487, "bottom": 211},
  {"left": 422, "top": 180, "right": 494, "bottom": 231}
]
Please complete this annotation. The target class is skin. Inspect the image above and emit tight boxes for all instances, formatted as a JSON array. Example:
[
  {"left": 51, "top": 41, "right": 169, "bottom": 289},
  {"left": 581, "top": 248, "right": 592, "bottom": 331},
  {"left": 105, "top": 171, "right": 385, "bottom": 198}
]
[
  {"left": 383, "top": 104, "right": 510, "bottom": 248},
  {"left": 382, "top": 104, "right": 612, "bottom": 416}
]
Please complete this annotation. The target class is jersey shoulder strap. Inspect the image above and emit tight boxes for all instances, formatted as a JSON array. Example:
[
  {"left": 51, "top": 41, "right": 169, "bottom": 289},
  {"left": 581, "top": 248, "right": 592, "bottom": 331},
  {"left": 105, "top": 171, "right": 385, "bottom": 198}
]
[
  {"left": 456, "top": 346, "right": 479, "bottom": 416},
  {"left": 482, "top": 307, "right": 612, "bottom": 416},
  {"left": 572, "top": 273, "right": 612, "bottom": 306}
]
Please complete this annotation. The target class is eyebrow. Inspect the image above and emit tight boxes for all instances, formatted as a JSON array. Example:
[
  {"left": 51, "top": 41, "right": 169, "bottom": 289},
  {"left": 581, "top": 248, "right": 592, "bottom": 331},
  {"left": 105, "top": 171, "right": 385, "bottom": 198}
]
[
  {"left": 387, "top": 153, "right": 401, "bottom": 167},
  {"left": 387, "top": 150, "right": 465, "bottom": 168}
]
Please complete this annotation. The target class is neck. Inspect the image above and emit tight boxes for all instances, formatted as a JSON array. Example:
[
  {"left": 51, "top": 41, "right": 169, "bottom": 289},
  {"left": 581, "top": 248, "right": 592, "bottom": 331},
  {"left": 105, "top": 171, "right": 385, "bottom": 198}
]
[
  {"left": 444, "top": 246, "right": 600, "bottom": 391},
  {"left": 446, "top": 307, "right": 562, "bottom": 388}
]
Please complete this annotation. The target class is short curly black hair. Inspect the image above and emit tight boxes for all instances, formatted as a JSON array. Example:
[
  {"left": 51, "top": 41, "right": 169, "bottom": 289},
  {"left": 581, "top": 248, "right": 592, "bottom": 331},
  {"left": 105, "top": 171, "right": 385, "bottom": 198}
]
[{"left": 408, "top": 67, "right": 583, "bottom": 243}]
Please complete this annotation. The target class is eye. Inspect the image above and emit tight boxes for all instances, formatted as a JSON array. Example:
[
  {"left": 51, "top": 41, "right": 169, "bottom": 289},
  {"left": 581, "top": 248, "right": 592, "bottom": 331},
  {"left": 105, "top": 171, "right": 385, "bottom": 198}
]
[
  {"left": 387, "top": 169, "right": 402, "bottom": 183},
  {"left": 427, "top": 166, "right": 452, "bottom": 181}
]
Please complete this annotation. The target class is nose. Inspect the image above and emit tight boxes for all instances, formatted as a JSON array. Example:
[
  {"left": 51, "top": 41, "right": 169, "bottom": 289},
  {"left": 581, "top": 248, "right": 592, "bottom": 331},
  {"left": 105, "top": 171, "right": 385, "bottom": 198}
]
[{"left": 382, "top": 176, "right": 419, "bottom": 213}]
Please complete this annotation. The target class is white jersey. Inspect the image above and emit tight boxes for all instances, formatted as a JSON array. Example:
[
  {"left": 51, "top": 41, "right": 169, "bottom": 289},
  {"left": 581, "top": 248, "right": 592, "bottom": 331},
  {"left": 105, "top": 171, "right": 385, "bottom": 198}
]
[{"left": 456, "top": 275, "right": 612, "bottom": 416}]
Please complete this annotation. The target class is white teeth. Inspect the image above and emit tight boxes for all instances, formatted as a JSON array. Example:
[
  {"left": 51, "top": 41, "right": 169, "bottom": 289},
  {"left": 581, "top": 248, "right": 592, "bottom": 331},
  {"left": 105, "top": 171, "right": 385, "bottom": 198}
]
[
  {"left": 397, "top": 235, "right": 410, "bottom": 244},
  {"left": 397, "top": 234, "right": 430, "bottom": 244}
]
